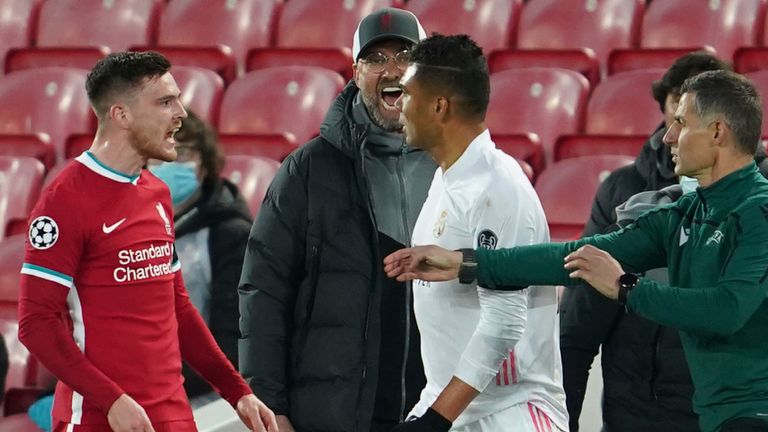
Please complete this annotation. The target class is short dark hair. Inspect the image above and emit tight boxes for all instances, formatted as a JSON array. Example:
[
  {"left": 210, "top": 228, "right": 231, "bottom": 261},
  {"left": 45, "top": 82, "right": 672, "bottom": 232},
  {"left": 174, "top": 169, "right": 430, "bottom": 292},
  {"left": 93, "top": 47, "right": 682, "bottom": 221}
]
[
  {"left": 681, "top": 70, "right": 762, "bottom": 155},
  {"left": 410, "top": 34, "right": 489, "bottom": 120},
  {"left": 175, "top": 110, "right": 224, "bottom": 181},
  {"left": 86, "top": 51, "right": 171, "bottom": 119},
  {"left": 651, "top": 51, "right": 731, "bottom": 113}
]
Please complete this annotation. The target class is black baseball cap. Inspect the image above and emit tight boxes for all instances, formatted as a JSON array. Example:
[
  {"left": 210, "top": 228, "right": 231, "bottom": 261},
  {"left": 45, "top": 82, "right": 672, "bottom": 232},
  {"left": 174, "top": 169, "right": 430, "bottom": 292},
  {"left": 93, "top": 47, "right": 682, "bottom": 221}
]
[{"left": 352, "top": 8, "right": 427, "bottom": 61}]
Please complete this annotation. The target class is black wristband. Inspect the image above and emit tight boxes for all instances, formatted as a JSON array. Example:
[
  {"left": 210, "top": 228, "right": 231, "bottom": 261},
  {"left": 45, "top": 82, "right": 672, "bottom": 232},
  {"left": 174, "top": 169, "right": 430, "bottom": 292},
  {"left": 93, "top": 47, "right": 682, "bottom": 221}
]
[
  {"left": 617, "top": 273, "right": 639, "bottom": 307},
  {"left": 457, "top": 248, "right": 477, "bottom": 284},
  {"left": 419, "top": 408, "right": 452, "bottom": 431}
]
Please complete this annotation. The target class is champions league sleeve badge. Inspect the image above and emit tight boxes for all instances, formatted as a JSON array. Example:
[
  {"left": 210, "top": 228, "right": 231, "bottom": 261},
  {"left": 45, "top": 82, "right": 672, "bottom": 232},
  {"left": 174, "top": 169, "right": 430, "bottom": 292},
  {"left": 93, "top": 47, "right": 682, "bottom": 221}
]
[
  {"left": 29, "top": 216, "right": 59, "bottom": 250},
  {"left": 477, "top": 229, "right": 498, "bottom": 250}
]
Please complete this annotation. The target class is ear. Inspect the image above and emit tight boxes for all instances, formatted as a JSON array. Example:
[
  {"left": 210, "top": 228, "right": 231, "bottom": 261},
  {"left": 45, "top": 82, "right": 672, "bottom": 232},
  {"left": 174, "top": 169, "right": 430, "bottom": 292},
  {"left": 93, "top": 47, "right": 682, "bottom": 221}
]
[
  {"left": 352, "top": 62, "right": 360, "bottom": 87},
  {"left": 710, "top": 119, "right": 726, "bottom": 147},
  {"left": 109, "top": 103, "right": 131, "bottom": 129},
  {"left": 434, "top": 96, "right": 449, "bottom": 122}
]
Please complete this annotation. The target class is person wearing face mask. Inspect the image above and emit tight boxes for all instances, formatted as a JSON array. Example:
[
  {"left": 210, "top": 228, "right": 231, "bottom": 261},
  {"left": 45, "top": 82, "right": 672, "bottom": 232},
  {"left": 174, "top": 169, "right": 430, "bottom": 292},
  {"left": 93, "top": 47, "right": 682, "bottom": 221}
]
[
  {"left": 558, "top": 52, "right": 732, "bottom": 432},
  {"left": 150, "top": 110, "right": 253, "bottom": 407}
]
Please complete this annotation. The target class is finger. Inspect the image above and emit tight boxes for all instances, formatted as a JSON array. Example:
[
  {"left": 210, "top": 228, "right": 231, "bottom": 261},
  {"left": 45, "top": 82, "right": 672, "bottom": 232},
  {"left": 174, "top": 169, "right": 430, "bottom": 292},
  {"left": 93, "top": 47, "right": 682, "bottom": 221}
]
[
  {"left": 563, "top": 257, "right": 589, "bottom": 270},
  {"left": 262, "top": 408, "right": 278, "bottom": 432},
  {"left": 383, "top": 249, "right": 411, "bottom": 265},
  {"left": 249, "top": 410, "right": 267, "bottom": 432},
  {"left": 396, "top": 271, "right": 419, "bottom": 282}
]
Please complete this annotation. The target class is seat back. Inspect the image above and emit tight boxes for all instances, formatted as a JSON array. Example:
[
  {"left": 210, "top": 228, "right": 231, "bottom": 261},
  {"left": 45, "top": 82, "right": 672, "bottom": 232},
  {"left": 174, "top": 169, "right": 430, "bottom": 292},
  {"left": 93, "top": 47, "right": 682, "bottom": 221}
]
[
  {"left": 219, "top": 66, "right": 345, "bottom": 144},
  {"left": 0, "top": 0, "right": 41, "bottom": 72},
  {"left": 0, "top": 68, "right": 94, "bottom": 163},
  {"left": 0, "top": 157, "right": 45, "bottom": 240},
  {"left": 157, "top": 0, "right": 280, "bottom": 70},
  {"left": 517, "top": 0, "right": 644, "bottom": 67},
  {"left": 640, "top": 0, "right": 765, "bottom": 60},
  {"left": 221, "top": 156, "right": 280, "bottom": 216},
  {"left": 586, "top": 69, "right": 665, "bottom": 135},
  {"left": 171, "top": 66, "right": 225, "bottom": 127},
  {"left": 275, "top": 0, "right": 392, "bottom": 49},
  {"left": 37, "top": 0, "right": 162, "bottom": 51},
  {"left": 486, "top": 68, "right": 589, "bottom": 164},
  {"left": 405, "top": 0, "right": 521, "bottom": 52},
  {"left": 535, "top": 155, "right": 634, "bottom": 241}
]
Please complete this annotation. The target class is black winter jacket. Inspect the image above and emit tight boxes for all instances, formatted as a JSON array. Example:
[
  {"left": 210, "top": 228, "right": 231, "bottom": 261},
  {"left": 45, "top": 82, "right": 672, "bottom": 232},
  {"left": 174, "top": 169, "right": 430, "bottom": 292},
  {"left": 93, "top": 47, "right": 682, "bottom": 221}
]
[
  {"left": 560, "top": 124, "right": 700, "bottom": 432},
  {"left": 175, "top": 179, "right": 253, "bottom": 399},
  {"left": 238, "top": 82, "right": 430, "bottom": 432}
]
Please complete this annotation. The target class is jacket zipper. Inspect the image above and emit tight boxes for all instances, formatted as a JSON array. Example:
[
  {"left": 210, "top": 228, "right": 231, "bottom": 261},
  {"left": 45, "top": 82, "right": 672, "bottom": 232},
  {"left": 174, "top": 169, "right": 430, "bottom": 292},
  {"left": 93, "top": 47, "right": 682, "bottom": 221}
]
[
  {"left": 355, "top": 130, "right": 379, "bottom": 431},
  {"left": 397, "top": 141, "right": 412, "bottom": 422}
]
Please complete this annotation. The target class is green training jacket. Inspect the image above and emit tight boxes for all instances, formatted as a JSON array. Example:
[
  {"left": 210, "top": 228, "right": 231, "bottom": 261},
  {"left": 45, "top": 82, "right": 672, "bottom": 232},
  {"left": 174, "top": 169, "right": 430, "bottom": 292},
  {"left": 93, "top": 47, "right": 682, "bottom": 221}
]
[{"left": 475, "top": 163, "right": 768, "bottom": 432}]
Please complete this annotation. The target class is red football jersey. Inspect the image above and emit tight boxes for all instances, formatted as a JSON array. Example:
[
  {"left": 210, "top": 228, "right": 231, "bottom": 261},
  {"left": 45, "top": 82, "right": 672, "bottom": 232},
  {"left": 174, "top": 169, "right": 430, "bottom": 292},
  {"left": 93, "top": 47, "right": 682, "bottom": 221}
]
[{"left": 19, "top": 152, "right": 212, "bottom": 425}]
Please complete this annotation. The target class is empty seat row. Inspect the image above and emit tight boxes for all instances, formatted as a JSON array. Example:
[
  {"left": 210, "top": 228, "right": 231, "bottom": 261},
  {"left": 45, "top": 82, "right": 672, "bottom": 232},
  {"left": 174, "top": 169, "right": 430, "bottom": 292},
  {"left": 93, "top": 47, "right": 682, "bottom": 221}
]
[
  {"left": 3, "top": 0, "right": 768, "bottom": 84},
  {"left": 6, "top": 65, "right": 768, "bottom": 180}
]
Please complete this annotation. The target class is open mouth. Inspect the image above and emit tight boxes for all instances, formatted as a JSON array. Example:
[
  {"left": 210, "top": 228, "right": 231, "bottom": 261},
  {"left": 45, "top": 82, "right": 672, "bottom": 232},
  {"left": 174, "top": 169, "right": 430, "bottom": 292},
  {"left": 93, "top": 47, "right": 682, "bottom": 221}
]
[
  {"left": 381, "top": 87, "right": 402, "bottom": 108},
  {"left": 165, "top": 127, "right": 180, "bottom": 144}
]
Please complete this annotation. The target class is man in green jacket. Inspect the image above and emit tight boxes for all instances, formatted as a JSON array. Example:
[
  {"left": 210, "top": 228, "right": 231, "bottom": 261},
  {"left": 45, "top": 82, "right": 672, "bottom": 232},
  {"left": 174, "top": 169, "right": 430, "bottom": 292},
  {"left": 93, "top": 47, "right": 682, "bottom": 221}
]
[{"left": 384, "top": 70, "right": 768, "bottom": 432}]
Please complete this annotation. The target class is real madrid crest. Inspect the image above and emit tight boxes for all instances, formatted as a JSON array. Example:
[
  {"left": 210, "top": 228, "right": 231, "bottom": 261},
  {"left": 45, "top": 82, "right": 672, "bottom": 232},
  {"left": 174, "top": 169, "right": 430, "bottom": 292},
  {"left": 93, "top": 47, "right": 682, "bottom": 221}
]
[{"left": 433, "top": 210, "right": 448, "bottom": 238}]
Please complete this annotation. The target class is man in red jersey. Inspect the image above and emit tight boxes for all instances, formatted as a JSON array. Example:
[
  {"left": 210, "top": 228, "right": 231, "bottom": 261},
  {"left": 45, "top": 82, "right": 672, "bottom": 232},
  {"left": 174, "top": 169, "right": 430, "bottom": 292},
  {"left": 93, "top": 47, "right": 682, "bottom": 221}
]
[{"left": 17, "top": 51, "right": 277, "bottom": 432}]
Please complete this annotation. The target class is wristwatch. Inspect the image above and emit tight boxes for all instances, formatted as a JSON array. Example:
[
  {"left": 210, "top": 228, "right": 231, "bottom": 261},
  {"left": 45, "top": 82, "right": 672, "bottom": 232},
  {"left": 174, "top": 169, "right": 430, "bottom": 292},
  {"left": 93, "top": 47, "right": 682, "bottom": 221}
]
[
  {"left": 617, "top": 273, "right": 639, "bottom": 306},
  {"left": 457, "top": 248, "right": 477, "bottom": 284}
]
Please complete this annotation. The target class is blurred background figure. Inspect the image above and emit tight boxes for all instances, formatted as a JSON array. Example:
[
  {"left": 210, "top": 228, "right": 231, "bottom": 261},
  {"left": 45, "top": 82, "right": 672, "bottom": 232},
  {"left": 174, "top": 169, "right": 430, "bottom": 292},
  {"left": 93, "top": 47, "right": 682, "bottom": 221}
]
[{"left": 150, "top": 110, "right": 252, "bottom": 407}]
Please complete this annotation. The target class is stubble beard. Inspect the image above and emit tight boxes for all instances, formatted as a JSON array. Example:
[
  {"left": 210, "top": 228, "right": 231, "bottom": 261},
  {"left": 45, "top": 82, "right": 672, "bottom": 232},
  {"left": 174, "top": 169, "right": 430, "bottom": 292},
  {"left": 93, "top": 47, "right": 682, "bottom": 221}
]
[{"left": 360, "top": 88, "right": 402, "bottom": 133}]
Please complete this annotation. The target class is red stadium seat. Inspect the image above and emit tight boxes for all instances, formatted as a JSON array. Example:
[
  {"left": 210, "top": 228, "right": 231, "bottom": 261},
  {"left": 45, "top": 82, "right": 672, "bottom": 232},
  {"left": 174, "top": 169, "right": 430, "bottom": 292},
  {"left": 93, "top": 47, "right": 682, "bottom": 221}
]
[
  {"left": 219, "top": 133, "right": 298, "bottom": 162},
  {"left": 745, "top": 71, "right": 768, "bottom": 137},
  {"left": 171, "top": 66, "right": 225, "bottom": 127},
  {"left": 218, "top": 66, "right": 345, "bottom": 145},
  {"left": 221, "top": 156, "right": 280, "bottom": 216},
  {"left": 492, "top": 133, "right": 545, "bottom": 178},
  {"left": 64, "top": 134, "right": 92, "bottom": 160},
  {"left": 0, "top": 134, "right": 55, "bottom": 171},
  {"left": 535, "top": 155, "right": 634, "bottom": 241},
  {"left": 517, "top": 0, "right": 644, "bottom": 69},
  {"left": 586, "top": 69, "right": 665, "bottom": 135},
  {"left": 4, "top": 47, "right": 109, "bottom": 74},
  {"left": 640, "top": 0, "right": 765, "bottom": 61},
  {"left": 734, "top": 47, "right": 768, "bottom": 74},
  {"left": 405, "top": 0, "right": 522, "bottom": 52},
  {"left": 130, "top": 46, "right": 238, "bottom": 85},
  {"left": 0, "top": 0, "right": 42, "bottom": 73},
  {"left": 36, "top": 0, "right": 162, "bottom": 51},
  {"left": 0, "top": 157, "right": 45, "bottom": 239},
  {"left": 247, "top": 47, "right": 354, "bottom": 81},
  {"left": 275, "top": 0, "right": 392, "bottom": 49},
  {"left": 0, "top": 68, "right": 94, "bottom": 163},
  {"left": 486, "top": 68, "right": 589, "bottom": 165},
  {"left": 488, "top": 49, "right": 600, "bottom": 88},
  {"left": 155, "top": 0, "right": 280, "bottom": 74},
  {"left": 607, "top": 47, "right": 715, "bottom": 75},
  {"left": 0, "top": 412, "right": 44, "bottom": 430},
  {"left": 555, "top": 134, "right": 646, "bottom": 161}
]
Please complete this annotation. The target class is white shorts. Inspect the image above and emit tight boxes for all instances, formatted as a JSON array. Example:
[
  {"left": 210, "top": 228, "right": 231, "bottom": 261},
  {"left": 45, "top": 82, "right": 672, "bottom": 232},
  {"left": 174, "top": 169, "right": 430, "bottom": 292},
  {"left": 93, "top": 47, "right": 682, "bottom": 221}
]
[{"left": 451, "top": 402, "right": 566, "bottom": 432}]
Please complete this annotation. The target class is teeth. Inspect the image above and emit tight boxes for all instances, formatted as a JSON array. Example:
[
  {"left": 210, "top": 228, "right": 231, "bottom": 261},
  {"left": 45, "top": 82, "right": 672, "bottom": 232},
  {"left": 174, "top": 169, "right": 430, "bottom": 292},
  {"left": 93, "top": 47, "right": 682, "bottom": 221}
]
[{"left": 382, "top": 87, "right": 401, "bottom": 93}]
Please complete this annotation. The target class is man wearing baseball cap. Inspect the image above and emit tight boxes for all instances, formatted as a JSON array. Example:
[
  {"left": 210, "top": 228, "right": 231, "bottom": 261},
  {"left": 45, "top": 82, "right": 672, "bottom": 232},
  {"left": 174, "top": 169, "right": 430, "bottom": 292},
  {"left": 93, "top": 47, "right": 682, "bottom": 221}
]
[{"left": 239, "top": 8, "right": 434, "bottom": 432}]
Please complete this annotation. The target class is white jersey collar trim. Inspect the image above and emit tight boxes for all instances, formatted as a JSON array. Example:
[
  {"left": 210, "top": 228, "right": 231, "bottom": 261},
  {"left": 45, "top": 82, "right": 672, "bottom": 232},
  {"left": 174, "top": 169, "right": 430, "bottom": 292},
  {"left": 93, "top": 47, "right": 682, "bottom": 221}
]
[
  {"left": 442, "top": 129, "right": 493, "bottom": 186},
  {"left": 75, "top": 151, "right": 141, "bottom": 185}
]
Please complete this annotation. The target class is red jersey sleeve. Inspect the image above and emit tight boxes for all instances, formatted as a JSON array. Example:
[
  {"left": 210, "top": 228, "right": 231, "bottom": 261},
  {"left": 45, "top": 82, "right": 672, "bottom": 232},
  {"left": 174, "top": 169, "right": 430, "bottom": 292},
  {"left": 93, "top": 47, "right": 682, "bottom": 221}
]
[{"left": 19, "top": 182, "right": 124, "bottom": 414}]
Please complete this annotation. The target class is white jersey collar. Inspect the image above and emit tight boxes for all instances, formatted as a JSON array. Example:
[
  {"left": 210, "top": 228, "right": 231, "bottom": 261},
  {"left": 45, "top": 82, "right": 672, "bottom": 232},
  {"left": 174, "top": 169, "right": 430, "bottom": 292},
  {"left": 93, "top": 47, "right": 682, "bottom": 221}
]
[
  {"left": 75, "top": 151, "right": 141, "bottom": 185},
  {"left": 441, "top": 129, "right": 493, "bottom": 187}
]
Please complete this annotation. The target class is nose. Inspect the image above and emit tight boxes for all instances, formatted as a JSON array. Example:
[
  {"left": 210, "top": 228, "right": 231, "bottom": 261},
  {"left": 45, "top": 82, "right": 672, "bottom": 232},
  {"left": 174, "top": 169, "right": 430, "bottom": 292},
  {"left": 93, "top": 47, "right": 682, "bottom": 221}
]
[
  {"left": 175, "top": 99, "right": 188, "bottom": 119},
  {"left": 662, "top": 124, "right": 678, "bottom": 147},
  {"left": 381, "top": 58, "right": 402, "bottom": 78}
]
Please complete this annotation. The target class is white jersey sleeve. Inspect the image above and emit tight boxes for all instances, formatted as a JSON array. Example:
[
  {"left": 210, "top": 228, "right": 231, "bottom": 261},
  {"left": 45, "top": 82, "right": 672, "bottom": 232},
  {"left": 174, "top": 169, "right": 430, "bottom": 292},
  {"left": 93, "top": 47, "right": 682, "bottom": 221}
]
[{"left": 453, "top": 186, "right": 545, "bottom": 391}]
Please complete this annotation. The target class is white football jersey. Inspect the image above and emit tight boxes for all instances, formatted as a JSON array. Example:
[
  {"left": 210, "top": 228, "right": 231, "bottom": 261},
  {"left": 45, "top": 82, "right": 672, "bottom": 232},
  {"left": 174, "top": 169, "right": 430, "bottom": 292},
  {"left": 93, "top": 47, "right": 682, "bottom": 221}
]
[{"left": 410, "top": 130, "right": 568, "bottom": 430}]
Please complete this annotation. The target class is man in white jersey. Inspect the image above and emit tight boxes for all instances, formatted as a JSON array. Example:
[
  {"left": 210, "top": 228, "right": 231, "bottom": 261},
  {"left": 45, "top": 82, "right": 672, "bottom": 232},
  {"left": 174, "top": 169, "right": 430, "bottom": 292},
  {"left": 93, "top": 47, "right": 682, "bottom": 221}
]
[{"left": 391, "top": 34, "right": 568, "bottom": 432}]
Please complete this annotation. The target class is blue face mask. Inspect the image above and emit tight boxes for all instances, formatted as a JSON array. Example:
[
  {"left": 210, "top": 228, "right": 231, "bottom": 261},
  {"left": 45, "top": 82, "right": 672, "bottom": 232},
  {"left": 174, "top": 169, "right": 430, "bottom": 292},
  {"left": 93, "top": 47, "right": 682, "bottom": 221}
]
[
  {"left": 150, "top": 162, "right": 200, "bottom": 205},
  {"left": 680, "top": 176, "right": 699, "bottom": 194}
]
